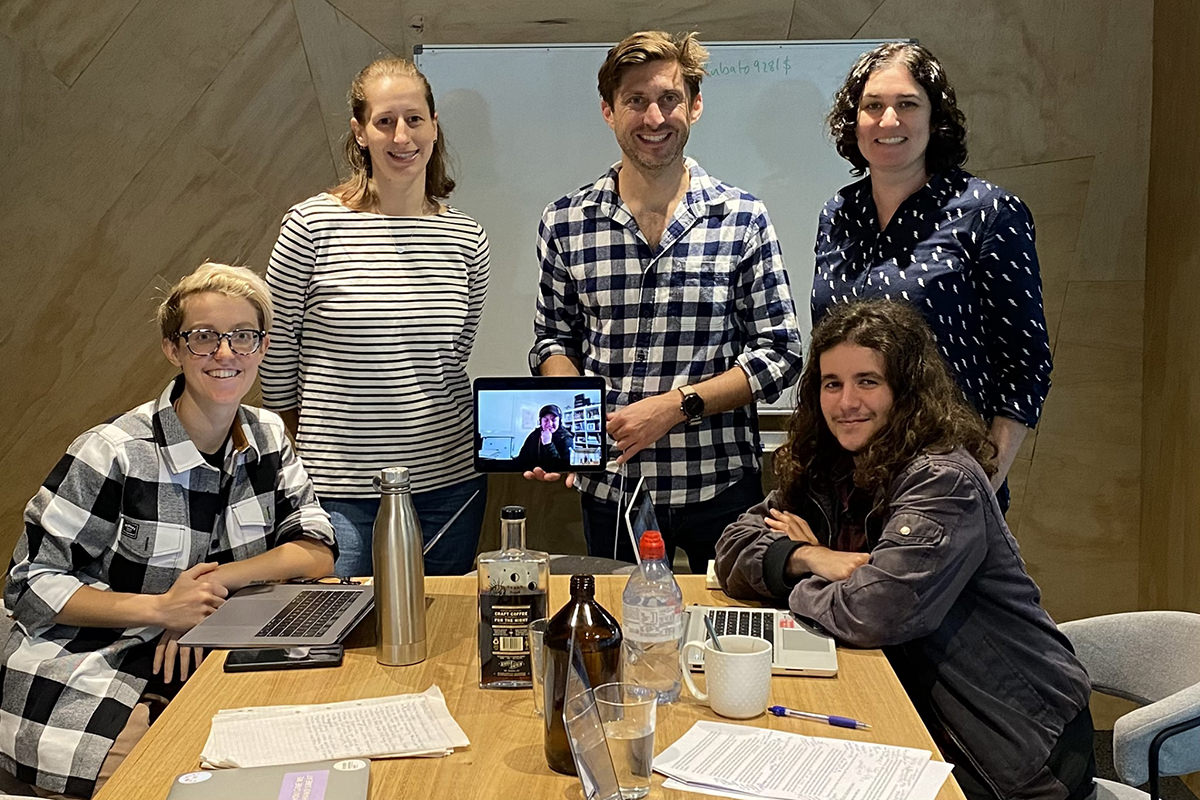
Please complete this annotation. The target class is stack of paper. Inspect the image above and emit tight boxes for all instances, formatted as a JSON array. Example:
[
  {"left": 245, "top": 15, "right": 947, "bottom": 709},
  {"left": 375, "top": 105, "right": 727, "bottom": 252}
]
[
  {"left": 200, "top": 685, "right": 470, "bottom": 769},
  {"left": 654, "top": 721, "right": 953, "bottom": 800}
]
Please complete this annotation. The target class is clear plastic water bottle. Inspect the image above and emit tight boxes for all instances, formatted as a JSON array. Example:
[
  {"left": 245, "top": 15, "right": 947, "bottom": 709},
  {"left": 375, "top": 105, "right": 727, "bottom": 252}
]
[{"left": 621, "top": 530, "right": 683, "bottom": 703}]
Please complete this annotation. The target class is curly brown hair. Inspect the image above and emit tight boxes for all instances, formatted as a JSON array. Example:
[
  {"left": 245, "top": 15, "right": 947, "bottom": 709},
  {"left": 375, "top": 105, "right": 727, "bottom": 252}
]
[
  {"left": 332, "top": 57, "right": 455, "bottom": 212},
  {"left": 826, "top": 42, "right": 967, "bottom": 177},
  {"left": 776, "top": 299, "right": 996, "bottom": 503}
]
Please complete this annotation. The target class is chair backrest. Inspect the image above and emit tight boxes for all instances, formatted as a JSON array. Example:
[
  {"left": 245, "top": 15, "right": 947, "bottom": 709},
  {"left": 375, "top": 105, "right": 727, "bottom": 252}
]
[{"left": 1059, "top": 611, "right": 1200, "bottom": 704}]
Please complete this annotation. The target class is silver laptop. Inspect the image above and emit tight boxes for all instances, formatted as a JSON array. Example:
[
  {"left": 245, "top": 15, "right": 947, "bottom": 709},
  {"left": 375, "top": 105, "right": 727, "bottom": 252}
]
[
  {"left": 168, "top": 758, "right": 369, "bottom": 799},
  {"left": 178, "top": 583, "right": 374, "bottom": 648},
  {"left": 682, "top": 604, "right": 838, "bottom": 677}
]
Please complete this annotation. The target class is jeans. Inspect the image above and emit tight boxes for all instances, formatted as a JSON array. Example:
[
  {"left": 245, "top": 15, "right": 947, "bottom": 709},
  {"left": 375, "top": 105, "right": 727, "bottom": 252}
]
[
  {"left": 580, "top": 472, "right": 763, "bottom": 573},
  {"left": 324, "top": 475, "right": 488, "bottom": 577}
]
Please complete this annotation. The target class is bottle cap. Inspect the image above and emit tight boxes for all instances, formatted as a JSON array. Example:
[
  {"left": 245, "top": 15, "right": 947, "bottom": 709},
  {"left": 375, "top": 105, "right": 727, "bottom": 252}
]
[
  {"left": 569, "top": 574, "right": 595, "bottom": 596},
  {"left": 376, "top": 466, "right": 410, "bottom": 490},
  {"left": 501, "top": 505, "right": 526, "bottom": 521},
  {"left": 638, "top": 530, "right": 666, "bottom": 561}
]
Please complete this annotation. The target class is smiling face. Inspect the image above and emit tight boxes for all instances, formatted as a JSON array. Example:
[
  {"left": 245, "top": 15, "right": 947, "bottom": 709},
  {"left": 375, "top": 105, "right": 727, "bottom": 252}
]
[
  {"left": 162, "top": 292, "right": 266, "bottom": 416},
  {"left": 855, "top": 62, "right": 931, "bottom": 180},
  {"left": 819, "top": 342, "right": 895, "bottom": 453},
  {"left": 602, "top": 59, "right": 702, "bottom": 172},
  {"left": 351, "top": 75, "right": 437, "bottom": 190},
  {"left": 540, "top": 413, "right": 559, "bottom": 433}
]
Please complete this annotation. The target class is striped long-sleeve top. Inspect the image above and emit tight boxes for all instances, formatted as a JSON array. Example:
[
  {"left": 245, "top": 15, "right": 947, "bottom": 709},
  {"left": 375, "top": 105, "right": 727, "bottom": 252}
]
[{"left": 261, "top": 193, "right": 490, "bottom": 497}]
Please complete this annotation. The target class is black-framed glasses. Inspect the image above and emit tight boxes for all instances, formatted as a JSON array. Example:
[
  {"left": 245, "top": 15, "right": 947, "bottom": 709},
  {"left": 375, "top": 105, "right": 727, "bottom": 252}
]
[{"left": 175, "top": 328, "right": 265, "bottom": 357}]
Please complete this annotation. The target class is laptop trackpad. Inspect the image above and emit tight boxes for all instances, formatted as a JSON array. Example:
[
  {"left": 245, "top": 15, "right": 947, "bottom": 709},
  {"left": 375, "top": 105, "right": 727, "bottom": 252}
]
[{"left": 780, "top": 628, "right": 833, "bottom": 652}]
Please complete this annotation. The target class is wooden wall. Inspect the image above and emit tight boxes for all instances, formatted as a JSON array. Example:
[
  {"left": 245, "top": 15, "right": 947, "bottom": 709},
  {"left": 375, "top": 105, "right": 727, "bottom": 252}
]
[
  {"left": 1142, "top": 0, "right": 1200, "bottom": 614},
  {"left": 0, "top": 1, "right": 1152, "bottom": 622}
]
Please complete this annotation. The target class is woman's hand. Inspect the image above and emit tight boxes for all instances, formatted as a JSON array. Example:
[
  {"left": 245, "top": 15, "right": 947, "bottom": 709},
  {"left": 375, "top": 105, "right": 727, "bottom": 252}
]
[
  {"left": 153, "top": 629, "right": 205, "bottom": 683},
  {"left": 788, "top": 545, "right": 870, "bottom": 583},
  {"left": 765, "top": 508, "right": 819, "bottom": 545},
  {"left": 152, "top": 562, "right": 228, "bottom": 631}
]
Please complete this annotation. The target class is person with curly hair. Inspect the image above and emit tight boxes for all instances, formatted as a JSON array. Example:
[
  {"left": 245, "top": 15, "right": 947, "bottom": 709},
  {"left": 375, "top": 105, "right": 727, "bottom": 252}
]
[
  {"left": 716, "top": 299, "right": 1094, "bottom": 800},
  {"left": 813, "top": 42, "right": 1052, "bottom": 511}
]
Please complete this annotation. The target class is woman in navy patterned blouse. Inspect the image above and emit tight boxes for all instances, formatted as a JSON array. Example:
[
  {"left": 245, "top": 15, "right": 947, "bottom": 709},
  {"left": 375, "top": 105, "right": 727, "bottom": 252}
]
[{"left": 813, "top": 42, "right": 1052, "bottom": 510}]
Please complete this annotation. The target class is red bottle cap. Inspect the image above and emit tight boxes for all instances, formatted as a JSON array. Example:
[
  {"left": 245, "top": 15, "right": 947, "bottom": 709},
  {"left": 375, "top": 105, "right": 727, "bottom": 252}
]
[{"left": 639, "top": 530, "right": 666, "bottom": 561}]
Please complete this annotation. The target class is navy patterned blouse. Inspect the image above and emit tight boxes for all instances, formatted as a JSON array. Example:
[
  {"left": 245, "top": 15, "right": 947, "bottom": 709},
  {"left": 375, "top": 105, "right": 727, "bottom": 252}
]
[{"left": 812, "top": 169, "right": 1052, "bottom": 428}]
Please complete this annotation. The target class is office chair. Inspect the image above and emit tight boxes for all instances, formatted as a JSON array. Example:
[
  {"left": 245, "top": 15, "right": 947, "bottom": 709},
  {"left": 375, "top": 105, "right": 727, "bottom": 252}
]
[{"left": 1059, "top": 611, "right": 1200, "bottom": 800}]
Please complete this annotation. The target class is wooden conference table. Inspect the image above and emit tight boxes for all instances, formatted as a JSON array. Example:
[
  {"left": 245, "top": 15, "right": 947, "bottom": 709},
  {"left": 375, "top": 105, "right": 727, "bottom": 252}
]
[{"left": 96, "top": 575, "right": 965, "bottom": 800}]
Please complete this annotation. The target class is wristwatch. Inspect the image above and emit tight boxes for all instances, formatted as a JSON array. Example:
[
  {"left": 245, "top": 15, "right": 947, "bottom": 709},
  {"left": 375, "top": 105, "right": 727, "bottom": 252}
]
[{"left": 678, "top": 385, "right": 705, "bottom": 425}]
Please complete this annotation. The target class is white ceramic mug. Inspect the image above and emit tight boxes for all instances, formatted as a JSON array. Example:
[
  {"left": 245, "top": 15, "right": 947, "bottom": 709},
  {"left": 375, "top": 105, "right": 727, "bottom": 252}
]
[{"left": 679, "top": 634, "right": 772, "bottom": 719}]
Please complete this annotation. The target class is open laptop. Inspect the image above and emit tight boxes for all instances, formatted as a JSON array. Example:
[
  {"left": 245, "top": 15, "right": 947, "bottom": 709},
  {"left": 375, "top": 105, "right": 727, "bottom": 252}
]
[
  {"left": 681, "top": 604, "right": 838, "bottom": 677},
  {"left": 178, "top": 583, "right": 374, "bottom": 649}
]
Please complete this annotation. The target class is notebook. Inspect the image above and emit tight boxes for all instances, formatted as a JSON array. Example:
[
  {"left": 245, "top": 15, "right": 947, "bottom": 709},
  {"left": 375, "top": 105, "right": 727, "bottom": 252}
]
[
  {"left": 167, "top": 758, "right": 369, "bottom": 799},
  {"left": 177, "top": 583, "right": 374, "bottom": 648},
  {"left": 681, "top": 604, "right": 838, "bottom": 677}
]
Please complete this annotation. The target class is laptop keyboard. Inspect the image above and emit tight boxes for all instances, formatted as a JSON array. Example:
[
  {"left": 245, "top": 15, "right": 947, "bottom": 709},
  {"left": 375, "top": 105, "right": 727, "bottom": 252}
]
[
  {"left": 707, "top": 608, "right": 775, "bottom": 647},
  {"left": 255, "top": 590, "right": 357, "bottom": 639}
]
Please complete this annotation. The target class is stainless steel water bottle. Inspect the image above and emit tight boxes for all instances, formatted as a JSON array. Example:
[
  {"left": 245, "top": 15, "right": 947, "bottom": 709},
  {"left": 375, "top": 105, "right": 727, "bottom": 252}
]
[{"left": 372, "top": 466, "right": 427, "bottom": 666}]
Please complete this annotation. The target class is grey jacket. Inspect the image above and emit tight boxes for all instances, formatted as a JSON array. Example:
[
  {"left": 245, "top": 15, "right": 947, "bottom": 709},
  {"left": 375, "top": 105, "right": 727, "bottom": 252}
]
[{"left": 716, "top": 448, "right": 1091, "bottom": 799}]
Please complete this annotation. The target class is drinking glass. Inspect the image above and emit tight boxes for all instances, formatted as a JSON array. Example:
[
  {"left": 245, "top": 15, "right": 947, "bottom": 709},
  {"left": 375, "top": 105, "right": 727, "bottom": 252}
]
[
  {"left": 593, "top": 682, "right": 657, "bottom": 799},
  {"left": 529, "top": 618, "right": 549, "bottom": 717}
]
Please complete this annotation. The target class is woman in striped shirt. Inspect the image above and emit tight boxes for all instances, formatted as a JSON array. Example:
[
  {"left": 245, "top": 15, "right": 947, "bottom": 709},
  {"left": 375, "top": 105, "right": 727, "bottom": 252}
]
[{"left": 261, "top": 57, "right": 490, "bottom": 577}]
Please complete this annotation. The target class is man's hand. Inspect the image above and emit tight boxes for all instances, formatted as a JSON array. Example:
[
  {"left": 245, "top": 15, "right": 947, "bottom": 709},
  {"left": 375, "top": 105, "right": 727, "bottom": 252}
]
[
  {"left": 608, "top": 393, "right": 685, "bottom": 463},
  {"left": 153, "top": 562, "right": 228, "bottom": 631},
  {"left": 522, "top": 466, "right": 576, "bottom": 488},
  {"left": 764, "top": 509, "right": 819, "bottom": 545},
  {"left": 787, "top": 545, "right": 870, "bottom": 583},
  {"left": 153, "top": 629, "right": 205, "bottom": 683},
  {"left": 540, "top": 429, "right": 553, "bottom": 444}
]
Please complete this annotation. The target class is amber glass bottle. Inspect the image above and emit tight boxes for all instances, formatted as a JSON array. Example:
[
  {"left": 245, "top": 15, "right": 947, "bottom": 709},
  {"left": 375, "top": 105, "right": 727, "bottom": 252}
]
[{"left": 542, "top": 574, "right": 622, "bottom": 775}]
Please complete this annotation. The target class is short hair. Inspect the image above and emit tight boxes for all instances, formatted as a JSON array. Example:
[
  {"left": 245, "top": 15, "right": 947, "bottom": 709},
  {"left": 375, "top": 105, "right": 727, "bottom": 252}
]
[
  {"left": 776, "top": 299, "right": 995, "bottom": 500},
  {"left": 538, "top": 404, "right": 562, "bottom": 420},
  {"left": 157, "top": 262, "right": 273, "bottom": 339},
  {"left": 332, "top": 57, "right": 455, "bottom": 211},
  {"left": 597, "top": 31, "right": 708, "bottom": 106},
  {"left": 826, "top": 42, "right": 968, "bottom": 177}
]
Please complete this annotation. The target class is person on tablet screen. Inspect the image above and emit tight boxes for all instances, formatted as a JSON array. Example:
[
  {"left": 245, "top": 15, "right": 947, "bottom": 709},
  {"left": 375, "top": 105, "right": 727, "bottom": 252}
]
[
  {"left": 0, "top": 263, "right": 335, "bottom": 798},
  {"left": 715, "top": 299, "right": 1094, "bottom": 800},
  {"left": 528, "top": 31, "right": 803, "bottom": 569},
  {"left": 515, "top": 404, "right": 572, "bottom": 472}
]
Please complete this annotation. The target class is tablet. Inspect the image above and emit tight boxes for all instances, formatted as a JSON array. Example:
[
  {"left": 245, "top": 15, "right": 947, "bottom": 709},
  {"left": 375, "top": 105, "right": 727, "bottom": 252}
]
[{"left": 474, "top": 377, "right": 607, "bottom": 473}]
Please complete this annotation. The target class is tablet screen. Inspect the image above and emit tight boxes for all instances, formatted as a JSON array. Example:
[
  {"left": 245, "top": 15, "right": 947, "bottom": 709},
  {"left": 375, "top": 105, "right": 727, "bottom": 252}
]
[{"left": 474, "top": 377, "right": 607, "bottom": 473}]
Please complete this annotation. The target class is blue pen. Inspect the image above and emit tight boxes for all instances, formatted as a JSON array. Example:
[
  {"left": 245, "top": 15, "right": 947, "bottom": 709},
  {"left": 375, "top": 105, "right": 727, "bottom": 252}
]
[{"left": 768, "top": 705, "right": 871, "bottom": 730}]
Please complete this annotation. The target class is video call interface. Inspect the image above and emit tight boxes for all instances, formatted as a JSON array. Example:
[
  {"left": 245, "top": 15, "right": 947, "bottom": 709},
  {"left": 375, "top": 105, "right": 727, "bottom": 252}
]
[{"left": 475, "top": 386, "right": 606, "bottom": 472}]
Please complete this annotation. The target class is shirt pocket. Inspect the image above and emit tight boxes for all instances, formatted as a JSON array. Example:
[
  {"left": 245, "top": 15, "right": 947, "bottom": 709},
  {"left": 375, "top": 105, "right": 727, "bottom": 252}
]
[
  {"left": 116, "top": 516, "right": 189, "bottom": 570},
  {"left": 226, "top": 496, "right": 274, "bottom": 552},
  {"left": 879, "top": 511, "right": 944, "bottom": 547},
  {"left": 664, "top": 259, "right": 734, "bottom": 329}
]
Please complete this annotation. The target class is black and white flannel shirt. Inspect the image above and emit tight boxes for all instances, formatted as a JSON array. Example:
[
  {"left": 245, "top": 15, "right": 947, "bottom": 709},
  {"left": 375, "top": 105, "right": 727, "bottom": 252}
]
[
  {"left": 530, "top": 158, "right": 803, "bottom": 507},
  {"left": 0, "top": 378, "right": 334, "bottom": 796}
]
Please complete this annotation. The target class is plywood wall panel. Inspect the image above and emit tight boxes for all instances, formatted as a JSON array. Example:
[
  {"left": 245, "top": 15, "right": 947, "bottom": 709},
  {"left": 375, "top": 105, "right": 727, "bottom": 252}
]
[
  {"left": 1143, "top": 0, "right": 1200, "bottom": 614},
  {"left": 403, "top": 0, "right": 796, "bottom": 48},
  {"left": 294, "top": 0, "right": 397, "bottom": 184},
  {"left": 0, "top": 0, "right": 139, "bottom": 86},
  {"left": 188, "top": 1, "right": 339, "bottom": 212},
  {"left": 786, "top": 2, "right": 888, "bottom": 39}
]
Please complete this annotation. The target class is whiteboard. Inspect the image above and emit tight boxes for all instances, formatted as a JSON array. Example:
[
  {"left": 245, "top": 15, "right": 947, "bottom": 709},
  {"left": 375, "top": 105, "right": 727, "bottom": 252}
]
[{"left": 417, "top": 40, "right": 886, "bottom": 409}]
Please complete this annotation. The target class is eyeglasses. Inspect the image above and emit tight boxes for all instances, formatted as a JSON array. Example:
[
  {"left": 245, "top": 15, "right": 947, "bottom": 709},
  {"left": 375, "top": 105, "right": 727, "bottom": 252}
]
[{"left": 175, "top": 328, "right": 265, "bottom": 357}]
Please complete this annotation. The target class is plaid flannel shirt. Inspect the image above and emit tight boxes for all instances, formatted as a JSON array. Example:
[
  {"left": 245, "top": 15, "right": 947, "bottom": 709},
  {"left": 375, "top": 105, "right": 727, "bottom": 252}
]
[
  {"left": 530, "top": 159, "right": 802, "bottom": 506},
  {"left": 0, "top": 378, "right": 334, "bottom": 796}
]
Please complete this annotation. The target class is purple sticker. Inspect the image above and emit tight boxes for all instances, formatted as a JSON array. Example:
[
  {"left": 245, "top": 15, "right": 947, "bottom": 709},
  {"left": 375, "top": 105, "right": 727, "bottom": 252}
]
[{"left": 278, "top": 769, "right": 330, "bottom": 800}]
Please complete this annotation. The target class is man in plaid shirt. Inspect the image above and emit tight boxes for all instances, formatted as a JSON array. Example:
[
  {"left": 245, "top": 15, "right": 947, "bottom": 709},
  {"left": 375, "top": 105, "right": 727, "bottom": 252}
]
[
  {"left": 1, "top": 264, "right": 336, "bottom": 797},
  {"left": 529, "top": 31, "right": 803, "bottom": 570}
]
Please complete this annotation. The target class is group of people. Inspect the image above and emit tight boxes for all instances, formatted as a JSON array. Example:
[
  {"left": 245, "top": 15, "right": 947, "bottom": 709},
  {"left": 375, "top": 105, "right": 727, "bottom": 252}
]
[{"left": 1, "top": 28, "right": 1091, "bottom": 800}]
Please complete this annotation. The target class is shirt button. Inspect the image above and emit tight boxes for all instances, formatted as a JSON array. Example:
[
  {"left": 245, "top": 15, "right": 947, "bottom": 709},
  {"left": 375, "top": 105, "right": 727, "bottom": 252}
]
[
  {"left": 635, "top": 349, "right": 648, "bottom": 362},
  {"left": 899, "top": 525, "right": 911, "bottom": 535}
]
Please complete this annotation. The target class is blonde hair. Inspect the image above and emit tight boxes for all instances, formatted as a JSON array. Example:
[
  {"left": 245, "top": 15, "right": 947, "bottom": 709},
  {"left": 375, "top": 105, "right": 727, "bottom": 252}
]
[
  {"left": 332, "top": 57, "right": 454, "bottom": 212},
  {"left": 157, "top": 262, "right": 273, "bottom": 338},
  {"left": 597, "top": 31, "right": 708, "bottom": 106}
]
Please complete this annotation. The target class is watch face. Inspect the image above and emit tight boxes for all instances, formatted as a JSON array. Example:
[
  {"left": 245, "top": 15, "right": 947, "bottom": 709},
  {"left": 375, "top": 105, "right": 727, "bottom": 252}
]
[{"left": 682, "top": 391, "right": 704, "bottom": 419}]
